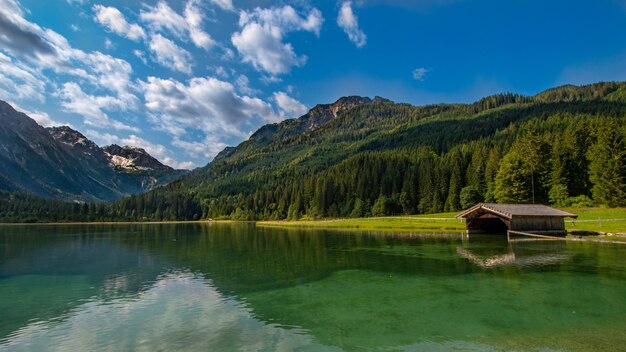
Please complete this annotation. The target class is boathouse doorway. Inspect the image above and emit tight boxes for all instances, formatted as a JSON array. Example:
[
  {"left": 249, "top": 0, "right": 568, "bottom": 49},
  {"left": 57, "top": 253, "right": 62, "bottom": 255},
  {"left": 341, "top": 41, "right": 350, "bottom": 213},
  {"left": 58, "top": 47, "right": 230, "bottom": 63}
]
[{"left": 466, "top": 216, "right": 509, "bottom": 234}]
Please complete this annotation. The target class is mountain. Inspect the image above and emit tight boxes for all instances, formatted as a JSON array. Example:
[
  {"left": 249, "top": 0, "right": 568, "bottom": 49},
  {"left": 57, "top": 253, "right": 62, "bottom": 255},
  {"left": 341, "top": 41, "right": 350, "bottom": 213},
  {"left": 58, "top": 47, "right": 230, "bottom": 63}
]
[
  {"left": 0, "top": 101, "right": 187, "bottom": 201},
  {"left": 104, "top": 144, "right": 173, "bottom": 171},
  {"left": 104, "top": 81, "right": 625, "bottom": 221},
  {"left": 2, "top": 81, "right": 626, "bottom": 222}
]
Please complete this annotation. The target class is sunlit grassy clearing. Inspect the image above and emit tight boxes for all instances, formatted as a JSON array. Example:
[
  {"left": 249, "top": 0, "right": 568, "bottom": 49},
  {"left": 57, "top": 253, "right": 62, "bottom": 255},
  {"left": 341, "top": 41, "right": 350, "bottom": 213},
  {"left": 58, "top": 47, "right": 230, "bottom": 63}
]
[{"left": 258, "top": 208, "right": 626, "bottom": 233}]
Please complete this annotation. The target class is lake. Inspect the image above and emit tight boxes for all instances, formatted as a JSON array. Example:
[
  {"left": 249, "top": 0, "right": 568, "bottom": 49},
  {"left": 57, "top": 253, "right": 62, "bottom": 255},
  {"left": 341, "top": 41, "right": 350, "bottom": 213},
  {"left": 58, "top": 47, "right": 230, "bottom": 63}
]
[{"left": 0, "top": 223, "right": 625, "bottom": 351}]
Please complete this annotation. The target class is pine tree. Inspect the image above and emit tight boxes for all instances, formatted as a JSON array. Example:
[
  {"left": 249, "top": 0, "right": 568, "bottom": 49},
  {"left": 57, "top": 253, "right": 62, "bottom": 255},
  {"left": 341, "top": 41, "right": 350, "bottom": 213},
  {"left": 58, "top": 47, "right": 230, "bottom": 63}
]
[
  {"left": 549, "top": 139, "right": 570, "bottom": 205},
  {"left": 588, "top": 121, "right": 626, "bottom": 206},
  {"left": 494, "top": 152, "right": 531, "bottom": 203},
  {"left": 372, "top": 195, "right": 391, "bottom": 216}
]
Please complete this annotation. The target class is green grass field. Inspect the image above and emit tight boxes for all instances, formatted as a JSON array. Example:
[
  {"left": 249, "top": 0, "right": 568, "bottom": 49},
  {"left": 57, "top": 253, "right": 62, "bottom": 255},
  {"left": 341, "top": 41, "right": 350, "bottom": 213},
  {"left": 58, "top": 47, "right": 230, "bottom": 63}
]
[
  {"left": 258, "top": 208, "right": 626, "bottom": 234},
  {"left": 259, "top": 215, "right": 465, "bottom": 232},
  {"left": 563, "top": 207, "right": 626, "bottom": 234}
]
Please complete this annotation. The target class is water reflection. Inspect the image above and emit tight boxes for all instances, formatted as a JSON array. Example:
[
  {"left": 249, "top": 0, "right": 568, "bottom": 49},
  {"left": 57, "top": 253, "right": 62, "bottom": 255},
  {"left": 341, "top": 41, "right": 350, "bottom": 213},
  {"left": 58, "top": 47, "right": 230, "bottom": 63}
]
[
  {"left": 0, "top": 224, "right": 625, "bottom": 351},
  {"left": 0, "top": 272, "right": 338, "bottom": 352},
  {"left": 456, "top": 236, "right": 573, "bottom": 268}
]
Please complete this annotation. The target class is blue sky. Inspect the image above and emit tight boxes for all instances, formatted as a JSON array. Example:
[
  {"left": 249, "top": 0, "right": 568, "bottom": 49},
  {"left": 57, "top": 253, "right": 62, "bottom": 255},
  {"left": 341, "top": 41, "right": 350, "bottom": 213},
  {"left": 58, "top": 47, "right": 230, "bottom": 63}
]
[{"left": 1, "top": 0, "right": 626, "bottom": 168}]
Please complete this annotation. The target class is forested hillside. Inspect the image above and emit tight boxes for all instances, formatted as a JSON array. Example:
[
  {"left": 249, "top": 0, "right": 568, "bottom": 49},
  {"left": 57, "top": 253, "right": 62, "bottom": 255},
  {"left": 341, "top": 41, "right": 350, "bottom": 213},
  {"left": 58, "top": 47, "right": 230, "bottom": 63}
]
[{"left": 2, "top": 82, "right": 626, "bottom": 222}]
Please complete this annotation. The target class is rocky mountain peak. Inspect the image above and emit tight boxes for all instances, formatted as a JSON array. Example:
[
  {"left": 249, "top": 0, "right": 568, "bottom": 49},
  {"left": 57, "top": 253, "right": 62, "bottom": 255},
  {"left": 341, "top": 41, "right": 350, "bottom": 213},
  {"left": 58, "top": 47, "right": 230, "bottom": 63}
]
[
  {"left": 104, "top": 144, "right": 172, "bottom": 171},
  {"left": 213, "top": 146, "right": 236, "bottom": 162},
  {"left": 330, "top": 96, "right": 373, "bottom": 117},
  {"left": 47, "top": 126, "right": 97, "bottom": 148},
  {"left": 47, "top": 126, "right": 105, "bottom": 160},
  {"left": 304, "top": 96, "right": 372, "bottom": 130}
]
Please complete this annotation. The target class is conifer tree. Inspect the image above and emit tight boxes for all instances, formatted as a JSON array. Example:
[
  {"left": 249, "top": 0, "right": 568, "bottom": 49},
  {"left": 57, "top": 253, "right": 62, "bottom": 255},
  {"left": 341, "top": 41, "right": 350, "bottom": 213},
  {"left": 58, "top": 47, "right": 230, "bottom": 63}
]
[{"left": 588, "top": 121, "right": 626, "bottom": 206}]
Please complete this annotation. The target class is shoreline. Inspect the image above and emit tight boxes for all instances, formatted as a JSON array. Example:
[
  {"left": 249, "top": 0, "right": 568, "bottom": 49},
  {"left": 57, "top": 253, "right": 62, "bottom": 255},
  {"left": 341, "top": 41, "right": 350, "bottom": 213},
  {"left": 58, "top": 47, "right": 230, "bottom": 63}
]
[
  {"left": 1, "top": 208, "right": 624, "bottom": 241},
  {"left": 0, "top": 220, "right": 250, "bottom": 226}
]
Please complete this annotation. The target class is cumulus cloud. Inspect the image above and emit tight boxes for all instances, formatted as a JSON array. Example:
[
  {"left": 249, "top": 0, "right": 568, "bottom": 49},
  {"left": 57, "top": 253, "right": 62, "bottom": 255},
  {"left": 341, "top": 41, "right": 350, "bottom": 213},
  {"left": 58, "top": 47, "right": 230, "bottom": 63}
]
[
  {"left": 0, "top": 52, "right": 46, "bottom": 102},
  {"left": 142, "top": 75, "right": 282, "bottom": 159},
  {"left": 148, "top": 34, "right": 193, "bottom": 74},
  {"left": 93, "top": 5, "right": 146, "bottom": 41},
  {"left": 184, "top": 0, "right": 215, "bottom": 49},
  {"left": 412, "top": 67, "right": 430, "bottom": 81},
  {"left": 59, "top": 82, "right": 139, "bottom": 132},
  {"left": 143, "top": 75, "right": 277, "bottom": 132},
  {"left": 273, "top": 91, "right": 307, "bottom": 118},
  {"left": 84, "top": 51, "right": 139, "bottom": 108},
  {"left": 140, "top": 0, "right": 215, "bottom": 50},
  {"left": 337, "top": 1, "right": 367, "bottom": 48},
  {"left": 231, "top": 5, "right": 323, "bottom": 75}
]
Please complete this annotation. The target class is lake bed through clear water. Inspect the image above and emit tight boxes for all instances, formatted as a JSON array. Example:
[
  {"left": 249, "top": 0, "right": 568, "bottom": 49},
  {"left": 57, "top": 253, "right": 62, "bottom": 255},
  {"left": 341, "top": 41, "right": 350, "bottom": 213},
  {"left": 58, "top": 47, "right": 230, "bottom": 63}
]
[{"left": 0, "top": 223, "right": 625, "bottom": 351}]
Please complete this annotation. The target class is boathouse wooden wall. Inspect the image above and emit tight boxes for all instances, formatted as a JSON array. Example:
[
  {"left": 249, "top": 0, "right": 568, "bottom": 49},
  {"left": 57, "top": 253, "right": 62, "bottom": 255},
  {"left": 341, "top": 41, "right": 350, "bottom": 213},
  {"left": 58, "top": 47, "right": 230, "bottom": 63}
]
[{"left": 508, "top": 216, "right": 565, "bottom": 232}]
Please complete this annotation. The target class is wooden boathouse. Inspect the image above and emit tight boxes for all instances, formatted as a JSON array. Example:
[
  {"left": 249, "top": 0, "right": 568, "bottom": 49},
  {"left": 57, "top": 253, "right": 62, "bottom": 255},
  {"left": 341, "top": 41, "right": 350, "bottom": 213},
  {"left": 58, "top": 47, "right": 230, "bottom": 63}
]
[{"left": 456, "top": 203, "right": 577, "bottom": 236}]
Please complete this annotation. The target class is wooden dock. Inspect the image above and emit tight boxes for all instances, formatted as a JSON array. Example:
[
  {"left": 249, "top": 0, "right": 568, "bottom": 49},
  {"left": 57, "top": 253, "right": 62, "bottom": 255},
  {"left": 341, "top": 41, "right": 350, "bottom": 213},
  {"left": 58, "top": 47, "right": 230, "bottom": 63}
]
[
  {"left": 508, "top": 230, "right": 626, "bottom": 245},
  {"left": 507, "top": 230, "right": 565, "bottom": 240}
]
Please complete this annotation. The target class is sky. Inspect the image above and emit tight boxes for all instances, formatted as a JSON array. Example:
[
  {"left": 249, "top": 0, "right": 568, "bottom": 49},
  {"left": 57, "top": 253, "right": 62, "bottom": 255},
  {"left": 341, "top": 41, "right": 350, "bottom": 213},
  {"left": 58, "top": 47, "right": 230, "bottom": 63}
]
[{"left": 1, "top": 0, "right": 626, "bottom": 169}]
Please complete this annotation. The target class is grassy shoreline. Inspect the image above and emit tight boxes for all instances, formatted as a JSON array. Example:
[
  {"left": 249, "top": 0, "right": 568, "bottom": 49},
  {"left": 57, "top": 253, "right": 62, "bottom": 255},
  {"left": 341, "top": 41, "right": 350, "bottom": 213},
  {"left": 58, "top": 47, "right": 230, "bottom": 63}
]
[
  {"left": 259, "top": 207, "right": 626, "bottom": 234},
  {"left": 258, "top": 215, "right": 466, "bottom": 232},
  {"left": 0, "top": 220, "right": 247, "bottom": 226},
  {"left": 1, "top": 208, "right": 625, "bottom": 235}
]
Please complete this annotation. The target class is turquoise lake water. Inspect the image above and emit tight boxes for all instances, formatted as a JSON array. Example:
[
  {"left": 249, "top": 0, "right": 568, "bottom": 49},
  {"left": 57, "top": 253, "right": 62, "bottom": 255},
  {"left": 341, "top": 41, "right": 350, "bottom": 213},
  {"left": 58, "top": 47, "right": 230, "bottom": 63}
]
[{"left": 0, "top": 223, "right": 625, "bottom": 351}]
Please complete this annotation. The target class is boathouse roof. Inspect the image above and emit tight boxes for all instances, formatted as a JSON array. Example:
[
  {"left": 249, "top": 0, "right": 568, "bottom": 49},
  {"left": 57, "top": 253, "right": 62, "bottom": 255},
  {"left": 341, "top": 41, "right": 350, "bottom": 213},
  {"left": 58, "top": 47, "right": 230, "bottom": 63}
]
[{"left": 455, "top": 203, "right": 577, "bottom": 220}]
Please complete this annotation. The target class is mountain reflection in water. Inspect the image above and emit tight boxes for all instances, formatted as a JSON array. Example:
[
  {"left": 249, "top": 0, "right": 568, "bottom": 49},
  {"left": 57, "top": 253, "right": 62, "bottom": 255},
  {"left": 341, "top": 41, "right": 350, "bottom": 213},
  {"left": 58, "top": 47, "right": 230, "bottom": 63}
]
[{"left": 1, "top": 223, "right": 625, "bottom": 351}]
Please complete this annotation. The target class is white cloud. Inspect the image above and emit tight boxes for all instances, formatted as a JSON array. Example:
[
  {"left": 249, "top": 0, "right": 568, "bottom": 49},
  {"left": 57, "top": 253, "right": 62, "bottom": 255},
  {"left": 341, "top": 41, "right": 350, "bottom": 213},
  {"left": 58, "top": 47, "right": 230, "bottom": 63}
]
[
  {"left": 0, "top": 52, "right": 46, "bottom": 102},
  {"left": 210, "top": 0, "right": 234, "bottom": 12},
  {"left": 260, "top": 75, "right": 282, "bottom": 84},
  {"left": 184, "top": 0, "right": 215, "bottom": 49},
  {"left": 84, "top": 51, "right": 139, "bottom": 108},
  {"left": 93, "top": 5, "right": 146, "bottom": 41},
  {"left": 221, "top": 47, "right": 235, "bottom": 60},
  {"left": 59, "top": 82, "right": 139, "bottom": 132},
  {"left": 0, "top": 1, "right": 141, "bottom": 119},
  {"left": 172, "top": 136, "right": 226, "bottom": 161},
  {"left": 104, "top": 38, "right": 115, "bottom": 49},
  {"left": 231, "top": 6, "right": 323, "bottom": 75},
  {"left": 70, "top": 24, "right": 79, "bottom": 32},
  {"left": 235, "top": 74, "right": 258, "bottom": 95},
  {"left": 213, "top": 65, "right": 229, "bottom": 78},
  {"left": 140, "top": 2, "right": 187, "bottom": 38},
  {"left": 140, "top": 0, "right": 215, "bottom": 50},
  {"left": 148, "top": 34, "right": 193, "bottom": 74},
  {"left": 273, "top": 91, "right": 307, "bottom": 118},
  {"left": 412, "top": 67, "right": 430, "bottom": 81},
  {"left": 85, "top": 130, "right": 120, "bottom": 146},
  {"left": 165, "top": 158, "right": 195, "bottom": 170},
  {"left": 337, "top": 1, "right": 367, "bottom": 48},
  {"left": 142, "top": 75, "right": 282, "bottom": 159},
  {"left": 133, "top": 49, "right": 147, "bottom": 65},
  {"left": 27, "top": 111, "right": 58, "bottom": 127}
]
